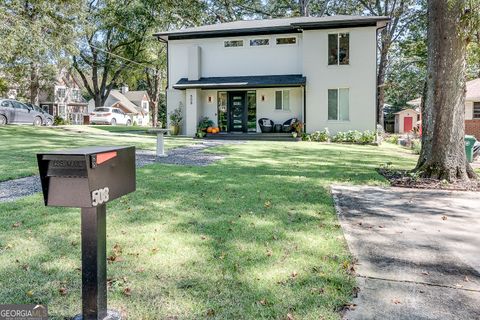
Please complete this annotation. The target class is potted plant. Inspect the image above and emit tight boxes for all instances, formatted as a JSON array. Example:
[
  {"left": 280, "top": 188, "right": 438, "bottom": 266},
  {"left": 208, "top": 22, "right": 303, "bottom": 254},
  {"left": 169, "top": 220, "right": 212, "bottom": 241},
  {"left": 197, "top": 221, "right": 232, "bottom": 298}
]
[
  {"left": 198, "top": 117, "right": 214, "bottom": 133},
  {"left": 291, "top": 120, "right": 304, "bottom": 141},
  {"left": 169, "top": 104, "right": 183, "bottom": 135}
]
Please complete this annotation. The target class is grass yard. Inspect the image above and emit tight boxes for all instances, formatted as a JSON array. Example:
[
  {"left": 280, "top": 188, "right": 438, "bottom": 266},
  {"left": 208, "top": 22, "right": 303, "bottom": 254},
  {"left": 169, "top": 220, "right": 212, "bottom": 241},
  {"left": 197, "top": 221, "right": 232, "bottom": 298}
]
[
  {"left": 0, "top": 126, "right": 196, "bottom": 181},
  {"left": 89, "top": 125, "right": 151, "bottom": 133},
  {"left": 0, "top": 136, "right": 417, "bottom": 319}
]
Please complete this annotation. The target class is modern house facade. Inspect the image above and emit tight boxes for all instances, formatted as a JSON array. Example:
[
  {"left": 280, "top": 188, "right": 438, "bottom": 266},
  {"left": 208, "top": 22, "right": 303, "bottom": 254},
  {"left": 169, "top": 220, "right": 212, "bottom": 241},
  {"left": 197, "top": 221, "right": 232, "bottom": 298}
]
[{"left": 156, "top": 15, "right": 389, "bottom": 136}]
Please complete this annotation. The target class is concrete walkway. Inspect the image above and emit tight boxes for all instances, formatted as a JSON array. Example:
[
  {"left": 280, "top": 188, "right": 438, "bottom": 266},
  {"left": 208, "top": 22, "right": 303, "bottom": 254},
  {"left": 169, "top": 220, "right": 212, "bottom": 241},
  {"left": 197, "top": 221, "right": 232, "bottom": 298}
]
[{"left": 332, "top": 185, "right": 480, "bottom": 320}]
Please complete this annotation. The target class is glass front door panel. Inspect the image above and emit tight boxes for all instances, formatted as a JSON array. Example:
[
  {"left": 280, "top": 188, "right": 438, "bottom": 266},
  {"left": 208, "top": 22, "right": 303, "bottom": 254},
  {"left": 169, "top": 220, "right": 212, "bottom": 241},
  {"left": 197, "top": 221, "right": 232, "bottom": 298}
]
[
  {"left": 229, "top": 93, "right": 246, "bottom": 132},
  {"left": 218, "top": 92, "right": 228, "bottom": 131}
]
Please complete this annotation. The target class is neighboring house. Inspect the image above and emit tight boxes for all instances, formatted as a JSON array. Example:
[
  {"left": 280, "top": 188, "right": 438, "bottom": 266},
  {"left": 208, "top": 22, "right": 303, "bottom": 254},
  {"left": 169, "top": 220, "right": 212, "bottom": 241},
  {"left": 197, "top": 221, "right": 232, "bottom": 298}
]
[
  {"left": 155, "top": 15, "right": 389, "bottom": 136},
  {"left": 39, "top": 69, "right": 89, "bottom": 125},
  {"left": 394, "top": 108, "right": 421, "bottom": 134},
  {"left": 408, "top": 78, "right": 480, "bottom": 139},
  {"left": 88, "top": 86, "right": 151, "bottom": 126},
  {"left": 122, "top": 88, "right": 151, "bottom": 126}
]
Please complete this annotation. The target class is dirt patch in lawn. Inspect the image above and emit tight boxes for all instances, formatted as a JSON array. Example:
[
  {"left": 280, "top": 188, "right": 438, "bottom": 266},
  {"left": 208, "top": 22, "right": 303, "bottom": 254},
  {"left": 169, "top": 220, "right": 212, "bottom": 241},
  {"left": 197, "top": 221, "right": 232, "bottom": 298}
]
[{"left": 377, "top": 168, "right": 480, "bottom": 191}]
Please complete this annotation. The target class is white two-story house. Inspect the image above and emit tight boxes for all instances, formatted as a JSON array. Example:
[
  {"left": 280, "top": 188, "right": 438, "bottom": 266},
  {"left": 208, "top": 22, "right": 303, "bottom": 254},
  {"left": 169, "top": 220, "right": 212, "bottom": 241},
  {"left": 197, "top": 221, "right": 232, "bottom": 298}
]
[{"left": 155, "top": 15, "right": 389, "bottom": 136}]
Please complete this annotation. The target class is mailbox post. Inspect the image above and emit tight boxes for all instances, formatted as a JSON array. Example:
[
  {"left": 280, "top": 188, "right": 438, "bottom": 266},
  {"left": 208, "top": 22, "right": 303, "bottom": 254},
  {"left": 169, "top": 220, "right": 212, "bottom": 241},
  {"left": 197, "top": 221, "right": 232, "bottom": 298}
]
[{"left": 37, "top": 146, "right": 136, "bottom": 320}]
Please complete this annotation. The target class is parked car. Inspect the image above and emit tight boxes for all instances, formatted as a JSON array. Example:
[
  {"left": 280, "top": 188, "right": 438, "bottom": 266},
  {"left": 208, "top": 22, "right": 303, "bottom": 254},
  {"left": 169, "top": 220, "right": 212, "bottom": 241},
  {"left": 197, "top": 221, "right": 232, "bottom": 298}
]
[
  {"left": 25, "top": 103, "right": 54, "bottom": 126},
  {"left": 0, "top": 99, "right": 53, "bottom": 126},
  {"left": 89, "top": 107, "right": 132, "bottom": 125}
]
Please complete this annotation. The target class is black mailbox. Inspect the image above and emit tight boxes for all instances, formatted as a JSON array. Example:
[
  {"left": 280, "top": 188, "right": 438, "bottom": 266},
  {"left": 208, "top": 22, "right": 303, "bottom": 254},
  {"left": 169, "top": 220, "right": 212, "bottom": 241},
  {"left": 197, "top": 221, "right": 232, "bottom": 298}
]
[
  {"left": 37, "top": 146, "right": 136, "bottom": 320},
  {"left": 37, "top": 146, "right": 135, "bottom": 208}
]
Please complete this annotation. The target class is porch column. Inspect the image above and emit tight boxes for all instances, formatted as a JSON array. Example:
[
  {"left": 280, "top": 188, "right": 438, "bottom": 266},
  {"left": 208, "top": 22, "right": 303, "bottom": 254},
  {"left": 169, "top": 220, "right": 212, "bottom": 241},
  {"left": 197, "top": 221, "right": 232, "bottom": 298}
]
[{"left": 185, "top": 88, "right": 200, "bottom": 136}]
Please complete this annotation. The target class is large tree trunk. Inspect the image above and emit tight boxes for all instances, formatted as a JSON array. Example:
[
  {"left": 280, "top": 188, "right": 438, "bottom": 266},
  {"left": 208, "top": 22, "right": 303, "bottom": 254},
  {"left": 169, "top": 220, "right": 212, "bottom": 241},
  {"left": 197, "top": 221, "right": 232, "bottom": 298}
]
[
  {"left": 376, "top": 31, "right": 389, "bottom": 128},
  {"left": 415, "top": 0, "right": 476, "bottom": 181},
  {"left": 30, "top": 62, "right": 39, "bottom": 105}
]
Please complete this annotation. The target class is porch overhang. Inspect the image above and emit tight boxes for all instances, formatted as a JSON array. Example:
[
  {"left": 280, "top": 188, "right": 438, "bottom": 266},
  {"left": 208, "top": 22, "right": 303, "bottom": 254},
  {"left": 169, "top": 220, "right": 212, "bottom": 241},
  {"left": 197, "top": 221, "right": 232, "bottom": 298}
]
[{"left": 173, "top": 74, "right": 306, "bottom": 90}]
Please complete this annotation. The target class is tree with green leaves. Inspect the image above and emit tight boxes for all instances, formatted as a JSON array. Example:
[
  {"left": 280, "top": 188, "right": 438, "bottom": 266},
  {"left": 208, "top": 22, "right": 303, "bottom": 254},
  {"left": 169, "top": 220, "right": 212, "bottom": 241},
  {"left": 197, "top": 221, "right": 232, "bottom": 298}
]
[{"left": 0, "top": 0, "right": 81, "bottom": 104}]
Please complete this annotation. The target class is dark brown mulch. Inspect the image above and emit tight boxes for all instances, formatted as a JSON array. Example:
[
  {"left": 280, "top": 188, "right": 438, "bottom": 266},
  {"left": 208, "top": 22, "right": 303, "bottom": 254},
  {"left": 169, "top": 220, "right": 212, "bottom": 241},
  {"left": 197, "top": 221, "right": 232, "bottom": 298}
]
[{"left": 377, "top": 168, "right": 480, "bottom": 192}]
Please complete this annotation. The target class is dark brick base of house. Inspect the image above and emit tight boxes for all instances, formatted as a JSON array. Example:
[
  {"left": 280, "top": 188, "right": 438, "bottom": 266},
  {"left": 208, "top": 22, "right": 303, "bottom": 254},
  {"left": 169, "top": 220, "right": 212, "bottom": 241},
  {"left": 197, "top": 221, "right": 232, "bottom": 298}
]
[{"left": 465, "top": 120, "right": 480, "bottom": 139}]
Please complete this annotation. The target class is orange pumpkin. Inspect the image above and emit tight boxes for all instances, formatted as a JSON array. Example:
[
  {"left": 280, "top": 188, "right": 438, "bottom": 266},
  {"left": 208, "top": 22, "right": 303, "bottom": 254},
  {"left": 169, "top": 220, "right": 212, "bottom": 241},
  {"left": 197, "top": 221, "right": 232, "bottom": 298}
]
[
  {"left": 207, "top": 127, "right": 213, "bottom": 133},
  {"left": 212, "top": 128, "right": 218, "bottom": 134}
]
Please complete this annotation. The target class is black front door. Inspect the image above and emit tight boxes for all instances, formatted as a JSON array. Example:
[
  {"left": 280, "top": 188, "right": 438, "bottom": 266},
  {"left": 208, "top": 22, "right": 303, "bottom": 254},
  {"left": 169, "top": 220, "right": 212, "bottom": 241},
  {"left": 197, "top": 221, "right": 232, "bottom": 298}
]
[{"left": 228, "top": 92, "right": 246, "bottom": 132}]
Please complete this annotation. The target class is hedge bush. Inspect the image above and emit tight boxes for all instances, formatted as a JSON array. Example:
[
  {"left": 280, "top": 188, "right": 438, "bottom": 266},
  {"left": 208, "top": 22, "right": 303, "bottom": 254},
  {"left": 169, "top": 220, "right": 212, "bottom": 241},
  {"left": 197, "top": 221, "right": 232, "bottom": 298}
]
[{"left": 303, "top": 128, "right": 376, "bottom": 144}]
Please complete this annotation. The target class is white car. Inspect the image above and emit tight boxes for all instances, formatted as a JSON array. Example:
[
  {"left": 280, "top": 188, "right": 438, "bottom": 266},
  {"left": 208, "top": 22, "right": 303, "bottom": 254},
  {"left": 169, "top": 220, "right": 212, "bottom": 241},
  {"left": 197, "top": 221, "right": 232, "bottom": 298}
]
[{"left": 89, "top": 107, "right": 132, "bottom": 125}]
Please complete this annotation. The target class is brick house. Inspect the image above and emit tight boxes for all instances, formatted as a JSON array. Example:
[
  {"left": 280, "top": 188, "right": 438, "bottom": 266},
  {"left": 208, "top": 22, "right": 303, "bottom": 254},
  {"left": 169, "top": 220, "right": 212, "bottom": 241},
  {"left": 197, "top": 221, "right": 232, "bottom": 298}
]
[{"left": 408, "top": 78, "right": 480, "bottom": 139}]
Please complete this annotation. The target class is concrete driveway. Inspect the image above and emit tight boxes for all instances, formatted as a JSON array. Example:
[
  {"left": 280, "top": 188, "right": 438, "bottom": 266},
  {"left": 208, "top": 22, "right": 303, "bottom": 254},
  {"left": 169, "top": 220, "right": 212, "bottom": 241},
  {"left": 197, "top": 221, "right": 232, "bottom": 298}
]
[{"left": 332, "top": 185, "right": 480, "bottom": 320}]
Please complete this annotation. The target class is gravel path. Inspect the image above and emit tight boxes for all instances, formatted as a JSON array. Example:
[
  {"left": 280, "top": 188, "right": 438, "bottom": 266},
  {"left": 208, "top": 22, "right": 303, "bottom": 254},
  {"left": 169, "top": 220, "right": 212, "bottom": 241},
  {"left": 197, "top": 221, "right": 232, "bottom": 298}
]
[{"left": 0, "top": 140, "right": 238, "bottom": 203}]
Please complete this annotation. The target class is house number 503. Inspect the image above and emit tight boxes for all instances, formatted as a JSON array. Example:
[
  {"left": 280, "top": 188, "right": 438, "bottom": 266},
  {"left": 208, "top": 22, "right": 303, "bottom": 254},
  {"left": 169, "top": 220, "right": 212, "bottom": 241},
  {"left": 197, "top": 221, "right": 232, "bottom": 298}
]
[{"left": 92, "top": 187, "right": 109, "bottom": 206}]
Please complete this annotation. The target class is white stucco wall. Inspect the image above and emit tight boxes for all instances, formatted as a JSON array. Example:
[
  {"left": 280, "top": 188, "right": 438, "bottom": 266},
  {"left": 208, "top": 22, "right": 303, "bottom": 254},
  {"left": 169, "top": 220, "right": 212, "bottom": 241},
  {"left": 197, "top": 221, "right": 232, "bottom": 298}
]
[
  {"left": 302, "top": 27, "right": 377, "bottom": 133},
  {"left": 168, "top": 33, "right": 303, "bottom": 83}
]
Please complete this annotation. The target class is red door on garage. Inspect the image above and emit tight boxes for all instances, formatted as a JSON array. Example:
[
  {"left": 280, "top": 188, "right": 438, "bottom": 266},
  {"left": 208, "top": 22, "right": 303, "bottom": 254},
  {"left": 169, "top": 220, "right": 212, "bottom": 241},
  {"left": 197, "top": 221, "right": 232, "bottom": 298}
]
[{"left": 404, "top": 116, "right": 413, "bottom": 132}]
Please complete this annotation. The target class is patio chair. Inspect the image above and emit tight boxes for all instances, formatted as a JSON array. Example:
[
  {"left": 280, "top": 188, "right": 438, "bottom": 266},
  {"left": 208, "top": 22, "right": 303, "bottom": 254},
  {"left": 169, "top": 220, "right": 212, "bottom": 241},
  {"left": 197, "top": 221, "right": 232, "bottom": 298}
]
[
  {"left": 258, "top": 118, "right": 274, "bottom": 133},
  {"left": 282, "top": 118, "right": 297, "bottom": 133}
]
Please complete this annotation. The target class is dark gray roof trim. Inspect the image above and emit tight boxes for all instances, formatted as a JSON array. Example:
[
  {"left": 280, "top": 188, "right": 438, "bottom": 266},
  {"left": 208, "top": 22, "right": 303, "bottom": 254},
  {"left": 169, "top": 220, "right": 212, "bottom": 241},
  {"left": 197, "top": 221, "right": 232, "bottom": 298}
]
[
  {"left": 155, "top": 16, "right": 390, "bottom": 41},
  {"left": 164, "top": 27, "right": 301, "bottom": 40},
  {"left": 173, "top": 75, "right": 306, "bottom": 90}
]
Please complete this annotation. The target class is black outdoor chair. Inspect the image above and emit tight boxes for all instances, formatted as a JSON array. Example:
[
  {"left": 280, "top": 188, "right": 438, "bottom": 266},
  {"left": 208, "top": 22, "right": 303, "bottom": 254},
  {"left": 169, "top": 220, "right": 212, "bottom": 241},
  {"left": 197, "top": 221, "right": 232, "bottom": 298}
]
[
  {"left": 282, "top": 118, "right": 297, "bottom": 133},
  {"left": 258, "top": 118, "right": 274, "bottom": 133}
]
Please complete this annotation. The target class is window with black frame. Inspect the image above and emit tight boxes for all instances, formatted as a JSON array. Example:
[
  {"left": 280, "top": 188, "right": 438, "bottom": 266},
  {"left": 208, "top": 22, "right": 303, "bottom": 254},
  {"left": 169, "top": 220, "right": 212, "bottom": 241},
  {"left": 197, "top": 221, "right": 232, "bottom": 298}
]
[
  {"left": 247, "top": 91, "right": 256, "bottom": 132},
  {"left": 218, "top": 92, "right": 228, "bottom": 131},
  {"left": 328, "top": 33, "right": 349, "bottom": 65}
]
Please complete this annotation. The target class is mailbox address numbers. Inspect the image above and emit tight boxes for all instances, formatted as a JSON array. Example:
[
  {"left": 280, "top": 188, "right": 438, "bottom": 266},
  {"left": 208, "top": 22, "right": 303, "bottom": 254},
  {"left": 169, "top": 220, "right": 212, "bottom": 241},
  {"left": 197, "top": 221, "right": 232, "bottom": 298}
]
[{"left": 92, "top": 187, "right": 110, "bottom": 206}]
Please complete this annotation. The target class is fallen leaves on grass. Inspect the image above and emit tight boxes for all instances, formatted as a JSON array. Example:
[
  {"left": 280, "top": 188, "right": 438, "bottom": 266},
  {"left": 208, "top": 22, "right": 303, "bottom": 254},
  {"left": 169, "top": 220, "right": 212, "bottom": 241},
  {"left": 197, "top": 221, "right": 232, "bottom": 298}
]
[
  {"left": 123, "top": 287, "right": 132, "bottom": 296},
  {"left": 291, "top": 271, "right": 298, "bottom": 278},
  {"left": 206, "top": 309, "right": 215, "bottom": 317},
  {"left": 12, "top": 221, "right": 22, "bottom": 228},
  {"left": 264, "top": 200, "right": 271, "bottom": 208},
  {"left": 258, "top": 299, "right": 268, "bottom": 306},
  {"left": 58, "top": 287, "right": 68, "bottom": 296}
]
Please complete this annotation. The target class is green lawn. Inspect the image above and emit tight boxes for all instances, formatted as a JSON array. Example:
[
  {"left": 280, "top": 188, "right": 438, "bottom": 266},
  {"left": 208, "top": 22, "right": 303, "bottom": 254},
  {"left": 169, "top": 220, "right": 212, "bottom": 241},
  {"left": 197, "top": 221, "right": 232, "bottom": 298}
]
[
  {"left": 0, "top": 126, "right": 195, "bottom": 181},
  {"left": 89, "top": 125, "right": 151, "bottom": 133},
  {"left": 0, "top": 135, "right": 417, "bottom": 319}
]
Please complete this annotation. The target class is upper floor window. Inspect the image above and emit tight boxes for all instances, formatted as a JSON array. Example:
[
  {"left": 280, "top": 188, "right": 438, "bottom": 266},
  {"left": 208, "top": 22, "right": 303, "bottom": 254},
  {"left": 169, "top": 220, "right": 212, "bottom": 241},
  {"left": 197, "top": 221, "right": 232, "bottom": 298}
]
[
  {"left": 474, "top": 102, "right": 480, "bottom": 119},
  {"left": 56, "top": 87, "right": 66, "bottom": 99},
  {"left": 250, "top": 38, "right": 269, "bottom": 46},
  {"left": 276, "top": 37, "right": 296, "bottom": 45},
  {"left": 224, "top": 40, "right": 243, "bottom": 47},
  {"left": 142, "top": 101, "right": 149, "bottom": 110},
  {"left": 328, "top": 33, "right": 349, "bottom": 65},
  {"left": 71, "top": 89, "right": 80, "bottom": 101},
  {"left": 328, "top": 88, "right": 349, "bottom": 121},
  {"left": 275, "top": 90, "right": 290, "bottom": 111}
]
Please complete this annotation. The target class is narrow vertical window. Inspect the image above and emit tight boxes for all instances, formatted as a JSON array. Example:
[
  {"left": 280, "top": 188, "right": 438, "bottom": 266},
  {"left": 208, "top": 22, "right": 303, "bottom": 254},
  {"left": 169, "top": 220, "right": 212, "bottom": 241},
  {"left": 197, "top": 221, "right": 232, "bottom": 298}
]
[
  {"left": 218, "top": 92, "right": 228, "bottom": 131},
  {"left": 247, "top": 91, "right": 257, "bottom": 132},
  {"left": 275, "top": 91, "right": 283, "bottom": 110},
  {"left": 328, "top": 89, "right": 338, "bottom": 120},
  {"left": 328, "top": 34, "right": 338, "bottom": 65}
]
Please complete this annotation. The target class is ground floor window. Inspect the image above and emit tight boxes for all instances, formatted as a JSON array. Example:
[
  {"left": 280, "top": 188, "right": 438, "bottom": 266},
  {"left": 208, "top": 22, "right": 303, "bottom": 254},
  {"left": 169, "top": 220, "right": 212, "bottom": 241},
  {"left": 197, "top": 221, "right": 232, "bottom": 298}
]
[
  {"left": 247, "top": 91, "right": 256, "bottom": 132},
  {"left": 218, "top": 92, "right": 228, "bottom": 131},
  {"left": 328, "top": 88, "right": 349, "bottom": 121},
  {"left": 275, "top": 90, "right": 290, "bottom": 111}
]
